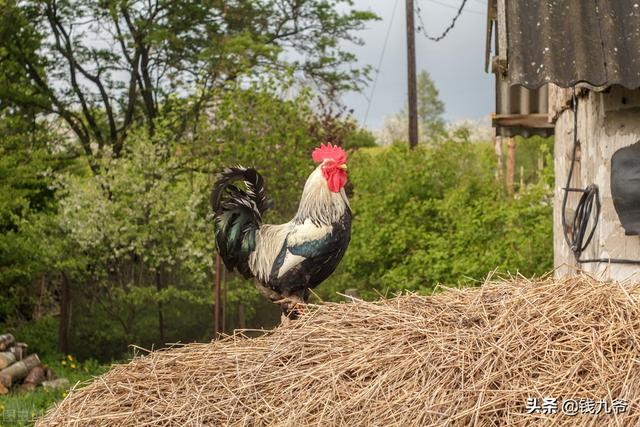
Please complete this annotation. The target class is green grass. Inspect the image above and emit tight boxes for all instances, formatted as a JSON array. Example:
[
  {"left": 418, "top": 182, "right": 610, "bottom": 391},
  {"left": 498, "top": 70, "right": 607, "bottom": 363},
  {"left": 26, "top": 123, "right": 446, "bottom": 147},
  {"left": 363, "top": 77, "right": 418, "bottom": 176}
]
[{"left": 0, "top": 355, "right": 111, "bottom": 426}]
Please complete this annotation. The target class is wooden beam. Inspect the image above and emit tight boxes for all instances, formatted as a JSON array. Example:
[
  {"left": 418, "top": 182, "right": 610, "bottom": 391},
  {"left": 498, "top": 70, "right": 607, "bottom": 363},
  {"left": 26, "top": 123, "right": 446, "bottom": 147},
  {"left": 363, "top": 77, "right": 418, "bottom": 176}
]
[
  {"left": 506, "top": 136, "right": 516, "bottom": 195},
  {"left": 493, "top": 113, "right": 554, "bottom": 129},
  {"left": 495, "top": 136, "right": 504, "bottom": 181},
  {"left": 497, "top": 0, "right": 507, "bottom": 64},
  {"left": 484, "top": 0, "right": 497, "bottom": 72}
]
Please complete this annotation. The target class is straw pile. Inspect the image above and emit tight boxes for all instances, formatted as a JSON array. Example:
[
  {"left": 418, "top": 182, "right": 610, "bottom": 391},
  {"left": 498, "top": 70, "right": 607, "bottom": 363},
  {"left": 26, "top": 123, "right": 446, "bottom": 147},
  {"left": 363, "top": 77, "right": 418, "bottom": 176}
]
[{"left": 38, "top": 275, "right": 640, "bottom": 426}]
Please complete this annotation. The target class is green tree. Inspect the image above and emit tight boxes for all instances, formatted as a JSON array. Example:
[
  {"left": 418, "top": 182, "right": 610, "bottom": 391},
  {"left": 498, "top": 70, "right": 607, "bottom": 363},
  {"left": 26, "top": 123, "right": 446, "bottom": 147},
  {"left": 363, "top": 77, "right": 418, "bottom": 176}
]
[
  {"left": 415, "top": 70, "right": 445, "bottom": 140},
  {"left": 0, "top": 0, "right": 377, "bottom": 357},
  {"left": 0, "top": 0, "right": 376, "bottom": 172},
  {"left": 0, "top": 107, "right": 69, "bottom": 324},
  {"left": 56, "top": 122, "right": 215, "bottom": 356},
  {"left": 45, "top": 79, "right": 373, "bottom": 358},
  {"left": 0, "top": 18, "right": 89, "bottom": 350},
  {"left": 381, "top": 69, "right": 445, "bottom": 145}
]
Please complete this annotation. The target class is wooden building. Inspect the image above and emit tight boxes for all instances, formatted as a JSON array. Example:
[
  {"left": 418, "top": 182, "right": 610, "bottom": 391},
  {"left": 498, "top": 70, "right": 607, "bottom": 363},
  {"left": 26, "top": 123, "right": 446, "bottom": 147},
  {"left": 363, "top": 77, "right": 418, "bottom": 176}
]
[{"left": 487, "top": 0, "right": 640, "bottom": 280}]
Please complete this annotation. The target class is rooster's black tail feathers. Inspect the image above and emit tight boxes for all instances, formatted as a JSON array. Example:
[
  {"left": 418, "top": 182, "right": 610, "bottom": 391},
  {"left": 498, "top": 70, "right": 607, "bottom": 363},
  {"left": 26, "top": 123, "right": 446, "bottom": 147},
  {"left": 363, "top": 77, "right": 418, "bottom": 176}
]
[{"left": 211, "top": 167, "right": 270, "bottom": 278}]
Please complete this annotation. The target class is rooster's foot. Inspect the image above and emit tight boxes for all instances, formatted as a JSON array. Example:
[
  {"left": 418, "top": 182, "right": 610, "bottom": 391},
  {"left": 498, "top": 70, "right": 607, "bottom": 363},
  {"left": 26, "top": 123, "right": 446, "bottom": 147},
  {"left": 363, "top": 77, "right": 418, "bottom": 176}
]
[{"left": 275, "top": 297, "right": 306, "bottom": 320}]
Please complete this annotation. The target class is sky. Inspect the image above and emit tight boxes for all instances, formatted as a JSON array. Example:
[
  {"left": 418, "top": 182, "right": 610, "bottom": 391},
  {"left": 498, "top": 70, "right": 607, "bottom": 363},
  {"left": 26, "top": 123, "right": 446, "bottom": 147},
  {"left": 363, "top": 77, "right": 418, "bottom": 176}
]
[{"left": 341, "top": 0, "right": 494, "bottom": 131}]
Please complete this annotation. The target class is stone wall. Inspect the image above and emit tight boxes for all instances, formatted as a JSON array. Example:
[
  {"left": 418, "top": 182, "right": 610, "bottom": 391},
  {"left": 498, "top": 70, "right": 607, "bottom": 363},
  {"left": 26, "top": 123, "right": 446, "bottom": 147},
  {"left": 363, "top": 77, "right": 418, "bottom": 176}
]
[{"left": 551, "top": 84, "right": 640, "bottom": 280}]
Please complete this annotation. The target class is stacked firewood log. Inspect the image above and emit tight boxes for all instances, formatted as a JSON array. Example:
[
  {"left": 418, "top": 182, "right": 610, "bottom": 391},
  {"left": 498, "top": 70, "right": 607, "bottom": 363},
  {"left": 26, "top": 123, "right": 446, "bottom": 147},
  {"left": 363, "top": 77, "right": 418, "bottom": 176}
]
[{"left": 0, "top": 333, "right": 58, "bottom": 394}]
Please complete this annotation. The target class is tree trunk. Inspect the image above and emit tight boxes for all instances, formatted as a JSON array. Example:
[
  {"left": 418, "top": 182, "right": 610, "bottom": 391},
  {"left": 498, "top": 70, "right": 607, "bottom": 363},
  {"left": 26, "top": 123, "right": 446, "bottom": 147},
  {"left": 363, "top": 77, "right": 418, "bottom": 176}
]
[
  {"left": 222, "top": 267, "right": 227, "bottom": 333},
  {"left": 0, "top": 352, "right": 16, "bottom": 369},
  {"left": 238, "top": 302, "right": 246, "bottom": 329},
  {"left": 213, "top": 255, "right": 222, "bottom": 338},
  {"left": 19, "top": 365, "right": 45, "bottom": 392},
  {"left": 0, "top": 354, "right": 40, "bottom": 388},
  {"left": 155, "top": 271, "right": 165, "bottom": 345},
  {"left": 57, "top": 274, "right": 71, "bottom": 354},
  {"left": 506, "top": 136, "right": 516, "bottom": 195}
]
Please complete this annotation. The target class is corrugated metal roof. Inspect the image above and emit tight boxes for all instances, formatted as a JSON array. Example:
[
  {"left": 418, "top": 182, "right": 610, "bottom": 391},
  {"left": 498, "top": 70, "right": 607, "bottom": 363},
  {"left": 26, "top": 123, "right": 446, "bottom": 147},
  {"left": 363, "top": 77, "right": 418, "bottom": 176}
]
[
  {"left": 494, "top": 74, "right": 553, "bottom": 138},
  {"left": 507, "top": 0, "right": 640, "bottom": 89}
]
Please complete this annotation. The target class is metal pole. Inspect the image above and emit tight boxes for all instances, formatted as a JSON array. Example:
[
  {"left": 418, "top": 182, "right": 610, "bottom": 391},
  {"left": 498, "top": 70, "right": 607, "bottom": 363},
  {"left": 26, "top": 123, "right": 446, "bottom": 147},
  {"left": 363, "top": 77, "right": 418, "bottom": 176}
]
[{"left": 406, "top": 0, "right": 419, "bottom": 148}]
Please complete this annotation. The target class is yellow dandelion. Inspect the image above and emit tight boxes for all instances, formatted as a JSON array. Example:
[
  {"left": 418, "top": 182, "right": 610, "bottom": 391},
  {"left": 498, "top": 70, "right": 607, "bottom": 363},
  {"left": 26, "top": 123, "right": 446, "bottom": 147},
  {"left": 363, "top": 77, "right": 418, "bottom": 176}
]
[
  {"left": 70, "top": 363, "right": 76, "bottom": 369},
  {"left": 61, "top": 360, "right": 67, "bottom": 366},
  {"left": 67, "top": 354, "right": 73, "bottom": 361},
  {"left": 63, "top": 391, "right": 68, "bottom": 397}
]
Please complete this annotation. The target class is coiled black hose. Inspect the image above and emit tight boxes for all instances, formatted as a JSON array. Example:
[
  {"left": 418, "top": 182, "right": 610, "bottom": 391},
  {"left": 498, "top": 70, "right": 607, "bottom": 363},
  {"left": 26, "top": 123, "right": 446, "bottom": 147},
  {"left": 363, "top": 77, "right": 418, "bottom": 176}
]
[{"left": 561, "top": 89, "right": 640, "bottom": 265}]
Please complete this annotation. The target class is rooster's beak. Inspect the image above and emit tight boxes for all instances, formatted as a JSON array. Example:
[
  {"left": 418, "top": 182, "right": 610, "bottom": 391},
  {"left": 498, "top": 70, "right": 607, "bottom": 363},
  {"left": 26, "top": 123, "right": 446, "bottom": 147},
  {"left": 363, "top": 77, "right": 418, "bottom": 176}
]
[{"left": 339, "top": 164, "right": 347, "bottom": 170}]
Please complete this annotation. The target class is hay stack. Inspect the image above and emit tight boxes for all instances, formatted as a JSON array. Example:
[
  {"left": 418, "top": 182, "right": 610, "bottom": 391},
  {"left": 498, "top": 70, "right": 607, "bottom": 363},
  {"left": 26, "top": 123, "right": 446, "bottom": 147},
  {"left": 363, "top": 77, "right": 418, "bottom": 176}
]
[{"left": 38, "top": 276, "right": 640, "bottom": 426}]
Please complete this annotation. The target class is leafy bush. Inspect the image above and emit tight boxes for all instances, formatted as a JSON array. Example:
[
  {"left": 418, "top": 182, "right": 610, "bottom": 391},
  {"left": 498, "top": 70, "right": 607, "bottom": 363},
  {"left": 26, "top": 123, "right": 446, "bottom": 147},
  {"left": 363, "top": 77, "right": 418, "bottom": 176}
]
[
  {"left": 3, "top": 316, "right": 58, "bottom": 360},
  {"left": 320, "top": 139, "right": 554, "bottom": 300}
]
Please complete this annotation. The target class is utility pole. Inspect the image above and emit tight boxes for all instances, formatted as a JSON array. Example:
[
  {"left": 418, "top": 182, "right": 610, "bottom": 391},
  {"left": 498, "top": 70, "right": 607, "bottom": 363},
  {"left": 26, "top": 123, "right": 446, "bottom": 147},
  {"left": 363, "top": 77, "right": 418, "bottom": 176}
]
[{"left": 406, "top": 0, "right": 419, "bottom": 148}]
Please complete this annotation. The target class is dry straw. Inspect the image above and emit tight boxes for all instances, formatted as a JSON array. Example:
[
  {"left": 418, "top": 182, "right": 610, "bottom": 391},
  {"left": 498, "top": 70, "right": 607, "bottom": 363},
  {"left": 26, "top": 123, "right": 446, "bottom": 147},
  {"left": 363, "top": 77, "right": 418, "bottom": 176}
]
[{"left": 38, "top": 275, "right": 640, "bottom": 426}]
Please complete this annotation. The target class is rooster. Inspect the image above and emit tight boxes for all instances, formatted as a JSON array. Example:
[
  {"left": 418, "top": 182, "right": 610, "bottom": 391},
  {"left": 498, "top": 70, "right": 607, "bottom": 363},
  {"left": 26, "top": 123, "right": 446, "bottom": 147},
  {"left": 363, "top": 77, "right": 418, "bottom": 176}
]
[{"left": 211, "top": 143, "right": 351, "bottom": 317}]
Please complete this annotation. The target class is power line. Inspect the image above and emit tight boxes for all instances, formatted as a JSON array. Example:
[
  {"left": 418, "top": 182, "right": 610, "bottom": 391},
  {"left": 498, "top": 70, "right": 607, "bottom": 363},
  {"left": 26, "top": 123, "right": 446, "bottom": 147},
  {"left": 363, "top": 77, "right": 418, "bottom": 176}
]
[
  {"left": 427, "top": 0, "right": 484, "bottom": 14},
  {"left": 415, "top": 0, "right": 476, "bottom": 42},
  {"left": 420, "top": 0, "right": 485, "bottom": 28},
  {"left": 363, "top": 0, "right": 400, "bottom": 126}
]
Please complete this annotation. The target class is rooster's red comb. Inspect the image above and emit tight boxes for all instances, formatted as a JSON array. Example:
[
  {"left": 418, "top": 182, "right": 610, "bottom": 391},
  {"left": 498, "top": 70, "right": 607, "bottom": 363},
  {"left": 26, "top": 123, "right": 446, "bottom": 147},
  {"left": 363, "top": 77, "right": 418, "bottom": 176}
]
[{"left": 312, "top": 143, "right": 347, "bottom": 165}]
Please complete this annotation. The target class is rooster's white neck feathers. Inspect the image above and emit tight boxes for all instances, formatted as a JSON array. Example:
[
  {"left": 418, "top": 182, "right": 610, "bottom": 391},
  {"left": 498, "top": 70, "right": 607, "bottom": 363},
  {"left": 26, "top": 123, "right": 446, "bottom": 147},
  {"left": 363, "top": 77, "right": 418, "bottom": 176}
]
[
  {"left": 248, "top": 164, "right": 350, "bottom": 283},
  {"left": 293, "top": 165, "right": 350, "bottom": 226}
]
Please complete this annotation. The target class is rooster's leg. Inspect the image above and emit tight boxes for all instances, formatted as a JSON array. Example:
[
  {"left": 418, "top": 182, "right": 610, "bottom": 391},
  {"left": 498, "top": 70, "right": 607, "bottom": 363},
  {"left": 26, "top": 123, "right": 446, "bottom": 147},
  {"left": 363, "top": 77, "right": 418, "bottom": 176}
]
[
  {"left": 253, "top": 280, "right": 284, "bottom": 303},
  {"left": 253, "top": 280, "right": 306, "bottom": 322},
  {"left": 290, "top": 288, "right": 311, "bottom": 317},
  {"left": 277, "top": 294, "right": 304, "bottom": 319}
]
